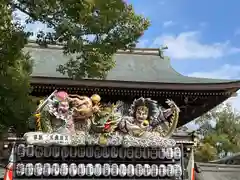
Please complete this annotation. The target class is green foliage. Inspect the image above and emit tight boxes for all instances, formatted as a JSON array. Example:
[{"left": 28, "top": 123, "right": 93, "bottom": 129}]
[
  {"left": 195, "top": 142, "right": 218, "bottom": 162},
  {"left": 0, "top": 1, "right": 34, "bottom": 136},
  {"left": 194, "top": 103, "right": 240, "bottom": 162},
  {"left": 11, "top": 0, "right": 150, "bottom": 79},
  {"left": 0, "top": 0, "right": 149, "bottom": 136}
]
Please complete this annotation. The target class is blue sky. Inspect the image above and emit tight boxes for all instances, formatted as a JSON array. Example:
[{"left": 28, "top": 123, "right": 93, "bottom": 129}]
[
  {"left": 127, "top": 0, "right": 240, "bottom": 112},
  {"left": 20, "top": 0, "right": 240, "bottom": 111},
  {"left": 126, "top": 0, "right": 240, "bottom": 129},
  {"left": 128, "top": 0, "right": 240, "bottom": 77}
]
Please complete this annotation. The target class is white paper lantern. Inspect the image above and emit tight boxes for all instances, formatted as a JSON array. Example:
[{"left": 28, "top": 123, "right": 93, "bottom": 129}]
[
  {"left": 35, "top": 146, "right": 44, "bottom": 158},
  {"left": 150, "top": 148, "right": 158, "bottom": 159},
  {"left": 60, "top": 163, "right": 68, "bottom": 176},
  {"left": 17, "top": 144, "right": 25, "bottom": 157},
  {"left": 43, "top": 147, "right": 51, "bottom": 157},
  {"left": 102, "top": 147, "right": 110, "bottom": 158},
  {"left": 135, "top": 148, "right": 141, "bottom": 159},
  {"left": 135, "top": 164, "right": 143, "bottom": 177},
  {"left": 166, "top": 148, "right": 173, "bottom": 159},
  {"left": 94, "top": 163, "right": 102, "bottom": 176},
  {"left": 78, "top": 147, "right": 85, "bottom": 158},
  {"left": 127, "top": 164, "right": 134, "bottom": 177},
  {"left": 52, "top": 147, "right": 60, "bottom": 158},
  {"left": 173, "top": 147, "right": 182, "bottom": 160},
  {"left": 142, "top": 148, "right": 150, "bottom": 159},
  {"left": 119, "top": 147, "right": 126, "bottom": 159},
  {"left": 43, "top": 163, "right": 51, "bottom": 176},
  {"left": 111, "top": 163, "right": 119, "bottom": 176},
  {"left": 143, "top": 164, "right": 151, "bottom": 177},
  {"left": 16, "top": 163, "right": 24, "bottom": 176},
  {"left": 77, "top": 164, "right": 85, "bottom": 176},
  {"left": 25, "top": 163, "right": 34, "bottom": 177},
  {"left": 51, "top": 163, "right": 60, "bottom": 176},
  {"left": 70, "top": 147, "right": 77, "bottom": 157},
  {"left": 61, "top": 147, "right": 69, "bottom": 158},
  {"left": 166, "top": 164, "right": 174, "bottom": 177},
  {"left": 159, "top": 164, "right": 166, "bottom": 177},
  {"left": 102, "top": 163, "right": 111, "bottom": 177},
  {"left": 94, "top": 146, "right": 102, "bottom": 159},
  {"left": 26, "top": 145, "right": 34, "bottom": 157},
  {"left": 110, "top": 147, "right": 118, "bottom": 158},
  {"left": 140, "top": 148, "right": 145, "bottom": 158},
  {"left": 151, "top": 164, "right": 158, "bottom": 177},
  {"left": 34, "top": 163, "right": 42, "bottom": 176},
  {"left": 158, "top": 148, "right": 166, "bottom": 159},
  {"left": 126, "top": 147, "right": 134, "bottom": 159},
  {"left": 119, "top": 164, "right": 127, "bottom": 177},
  {"left": 86, "top": 164, "right": 94, "bottom": 176},
  {"left": 174, "top": 164, "right": 182, "bottom": 177},
  {"left": 86, "top": 147, "right": 94, "bottom": 158},
  {"left": 69, "top": 163, "right": 77, "bottom": 177}
]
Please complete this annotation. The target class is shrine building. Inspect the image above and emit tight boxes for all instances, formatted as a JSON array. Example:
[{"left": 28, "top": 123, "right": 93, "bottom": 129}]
[{"left": 3, "top": 42, "right": 240, "bottom": 180}]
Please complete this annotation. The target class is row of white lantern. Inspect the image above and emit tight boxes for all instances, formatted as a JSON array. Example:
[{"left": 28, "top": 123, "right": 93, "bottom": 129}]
[
  {"left": 17, "top": 144, "right": 181, "bottom": 159},
  {"left": 16, "top": 163, "right": 182, "bottom": 177}
]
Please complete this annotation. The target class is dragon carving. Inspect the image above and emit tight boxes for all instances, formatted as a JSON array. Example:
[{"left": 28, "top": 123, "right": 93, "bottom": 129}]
[{"left": 27, "top": 91, "right": 180, "bottom": 147}]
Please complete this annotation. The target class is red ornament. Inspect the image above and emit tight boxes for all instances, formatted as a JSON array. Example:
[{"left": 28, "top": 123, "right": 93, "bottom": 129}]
[
  {"left": 55, "top": 91, "right": 68, "bottom": 101},
  {"left": 104, "top": 124, "right": 111, "bottom": 130},
  {"left": 104, "top": 120, "right": 111, "bottom": 130}
]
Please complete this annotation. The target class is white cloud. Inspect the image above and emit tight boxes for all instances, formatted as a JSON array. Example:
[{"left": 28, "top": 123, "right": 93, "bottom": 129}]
[
  {"left": 152, "top": 31, "right": 240, "bottom": 59},
  {"left": 162, "top": 20, "right": 175, "bottom": 28},
  {"left": 189, "top": 64, "right": 240, "bottom": 111},
  {"left": 189, "top": 64, "right": 240, "bottom": 79}
]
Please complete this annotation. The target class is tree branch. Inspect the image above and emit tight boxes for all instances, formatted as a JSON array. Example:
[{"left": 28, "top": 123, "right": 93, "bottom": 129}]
[{"left": 10, "top": 2, "right": 56, "bottom": 28}]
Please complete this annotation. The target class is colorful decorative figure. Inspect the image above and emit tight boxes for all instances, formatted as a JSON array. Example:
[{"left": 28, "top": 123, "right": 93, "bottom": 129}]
[
  {"left": 68, "top": 95, "right": 94, "bottom": 120},
  {"left": 25, "top": 90, "right": 180, "bottom": 147},
  {"left": 118, "top": 97, "right": 159, "bottom": 137},
  {"left": 55, "top": 91, "right": 68, "bottom": 102}
]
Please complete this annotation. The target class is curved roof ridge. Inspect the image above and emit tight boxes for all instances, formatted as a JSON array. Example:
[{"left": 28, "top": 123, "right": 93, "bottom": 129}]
[
  {"left": 26, "top": 41, "right": 160, "bottom": 56},
  {"left": 24, "top": 43, "right": 240, "bottom": 84}
]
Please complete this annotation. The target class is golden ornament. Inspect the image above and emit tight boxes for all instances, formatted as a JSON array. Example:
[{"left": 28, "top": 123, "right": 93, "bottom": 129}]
[
  {"left": 143, "top": 120, "right": 149, "bottom": 126},
  {"left": 91, "top": 94, "right": 101, "bottom": 104}
]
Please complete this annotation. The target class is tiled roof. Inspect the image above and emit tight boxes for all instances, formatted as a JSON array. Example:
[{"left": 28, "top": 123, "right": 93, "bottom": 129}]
[
  {"left": 211, "top": 152, "right": 240, "bottom": 164},
  {"left": 195, "top": 163, "right": 240, "bottom": 180},
  {"left": 25, "top": 43, "right": 239, "bottom": 84}
]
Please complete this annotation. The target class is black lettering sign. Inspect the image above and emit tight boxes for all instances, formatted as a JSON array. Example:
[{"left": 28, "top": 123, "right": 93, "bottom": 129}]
[
  {"left": 55, "top": 135, "right": 59, "bottom": 140},
  {"left": 39, "top": 135, "right": 43, "bottom": 140},
  {"left": 34, "top": 135, "right": 38, "bottom": 140}
]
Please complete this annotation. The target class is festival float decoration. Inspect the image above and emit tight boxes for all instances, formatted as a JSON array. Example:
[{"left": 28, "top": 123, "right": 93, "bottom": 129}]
[
  {"left": 14, "top": 90, "right": 188, "bottom": 179},
  {"left": 23, "top": 91, "right": 180, "bottom": 147}
]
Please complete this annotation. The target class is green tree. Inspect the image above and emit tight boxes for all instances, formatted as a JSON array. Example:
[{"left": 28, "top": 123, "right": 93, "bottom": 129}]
[
  {"left": 194, "top": 103, "right": 240, "bottom": 162},
  {"left": 10, "top": 0, "right": 150, "bottom": 79},
  {"left": 0, "top": 0, "right": 150, "bottom": 134},
  {"left": 0, "top": 1, "right": 34, "bottom": 137}
]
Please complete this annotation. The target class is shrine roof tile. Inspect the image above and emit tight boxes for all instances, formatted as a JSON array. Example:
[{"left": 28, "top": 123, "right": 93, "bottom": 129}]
[
  {"left": 195, "top": 163, "right": 240, "bottom": 180},
  {"left": 25, "top": 44, "right": 240, "bottom": 86}
]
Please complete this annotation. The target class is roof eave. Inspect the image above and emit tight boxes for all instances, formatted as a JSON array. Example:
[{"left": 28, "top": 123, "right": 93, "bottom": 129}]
[{"left": 30, "top": 76, "right": 240, "bottom": 91}]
